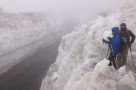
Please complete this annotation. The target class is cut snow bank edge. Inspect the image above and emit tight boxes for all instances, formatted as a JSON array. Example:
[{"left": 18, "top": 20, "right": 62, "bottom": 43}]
[{"left": 41, "top": 0, "right": 136, "bottom": 90}]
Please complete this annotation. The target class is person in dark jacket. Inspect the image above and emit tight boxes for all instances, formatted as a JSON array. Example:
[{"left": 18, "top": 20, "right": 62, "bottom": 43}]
[
  {"left": 103, "top": 27, "right": 120, "bottom": 70},
  {"left": 116, "top": 23, "right": 135, "bottom": 68}
]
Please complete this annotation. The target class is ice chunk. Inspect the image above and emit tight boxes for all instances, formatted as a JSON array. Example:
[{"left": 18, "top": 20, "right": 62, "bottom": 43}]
[{"left": 103, "top": 31, "right": 112, "bottom": 41}]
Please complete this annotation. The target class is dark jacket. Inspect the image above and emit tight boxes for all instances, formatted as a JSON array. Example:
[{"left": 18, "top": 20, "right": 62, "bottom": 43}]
[{"left": 120, "top": 29, "right": 135, "bottom": 46}]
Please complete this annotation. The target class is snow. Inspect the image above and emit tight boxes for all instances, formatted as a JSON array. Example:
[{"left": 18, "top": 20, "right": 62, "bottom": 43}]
[
  {"left": 52, "top": 72, "right": 59, "bottom": 81},
  {"left": 40, "top": 0, "right": 136, "bottom": 90},
  {"left": 0, "top": 12, "right": 59, "bottom": 74},
  {"left": 103, "top": 31, "right": 112, "bottom": 41},
  {"left": 64, "top": 59, "right": 136, "bottom": 90}
]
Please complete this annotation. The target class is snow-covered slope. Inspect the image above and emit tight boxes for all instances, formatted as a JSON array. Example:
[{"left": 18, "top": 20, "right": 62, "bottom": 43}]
[
  {"left": 0, "top": 12, "right": 59, "bottom": 74},
  {"left": 0, "top": 12, "right": 53, "bottom": 56},
  {"left": 40, "top": 0, "right": 136, "bottom": 90}
]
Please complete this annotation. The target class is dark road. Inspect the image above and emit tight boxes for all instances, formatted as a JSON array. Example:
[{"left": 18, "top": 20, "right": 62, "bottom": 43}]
[{"left": 0, "top": 40, "right": 61, "bottom": 90}]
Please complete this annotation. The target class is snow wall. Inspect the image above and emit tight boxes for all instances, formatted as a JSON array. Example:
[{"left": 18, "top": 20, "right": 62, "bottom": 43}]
[
  {"left": 40, "top": 0, "right": 136, "bottom": 90},
  {"left": 0, "top": 12, "right": 60, "bottom": 75}
]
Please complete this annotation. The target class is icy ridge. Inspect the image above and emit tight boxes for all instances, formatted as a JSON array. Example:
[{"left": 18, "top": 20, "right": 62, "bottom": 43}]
[
  {"left": 40, "top": 0, "right": 136, "bottom": 90},
  {"left": 0, "top": 12, "right": 56, "bottom": 74}
]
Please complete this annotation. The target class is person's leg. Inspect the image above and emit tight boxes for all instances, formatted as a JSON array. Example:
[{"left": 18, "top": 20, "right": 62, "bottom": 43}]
[
  {"left": 108, "top": 53, "right": 113, "bottom": 66},
  {"left": 112, "top": 54, "right": 117, "bottom": 70},
  {"left": 108, "top": 53, "right": 117, "bottom": 70},
  {"left": 116, "top": 53, "right": 122, "bottom": 69},
  {"left": 122, "top": 47, "right": 128, "bottom": 66}
]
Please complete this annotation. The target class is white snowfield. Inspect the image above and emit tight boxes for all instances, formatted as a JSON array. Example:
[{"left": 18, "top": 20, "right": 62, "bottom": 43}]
[
  {"left": 0, "top": 12, "right": 61, "bottom": 75},
  {"left": 40, "top": 0, "right": 136, "bottom": 90}
]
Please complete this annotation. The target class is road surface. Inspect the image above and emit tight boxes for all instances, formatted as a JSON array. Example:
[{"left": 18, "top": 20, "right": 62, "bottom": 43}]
[{"left": 0, "top": 39, "right": 61, "bottom": 90}]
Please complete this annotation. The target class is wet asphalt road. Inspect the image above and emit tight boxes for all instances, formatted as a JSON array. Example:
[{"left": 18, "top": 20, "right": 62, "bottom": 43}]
[{"left": 0, "top": 39, "right": 61, "bottom": 90}]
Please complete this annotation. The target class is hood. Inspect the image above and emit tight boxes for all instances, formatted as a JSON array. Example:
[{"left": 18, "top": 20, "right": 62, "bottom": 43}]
[{"left": 112, "top": 27, "right": 119, "bottom": 35}]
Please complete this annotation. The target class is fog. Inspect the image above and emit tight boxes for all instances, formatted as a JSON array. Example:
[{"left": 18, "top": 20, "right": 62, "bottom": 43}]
[
  {"left": 0, "top": 0, "right": 120, "bottom": 24},
  {"left": 0, "top": 1, "right": 122, "bottom": 90}
]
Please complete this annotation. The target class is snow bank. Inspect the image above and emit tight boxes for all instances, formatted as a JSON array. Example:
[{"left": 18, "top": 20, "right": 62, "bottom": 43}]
[
  {"left": 40, "top": 12, "right": 122, "bottom": 90},
  {"left": 40, "top": 0, "right": 136, "bottom": 90},
  {"left": 64, "top": 59, "right": 136, "bottom": 90},
  {"left": 0, "top": 12, "right": 57, "bottom": 74}
]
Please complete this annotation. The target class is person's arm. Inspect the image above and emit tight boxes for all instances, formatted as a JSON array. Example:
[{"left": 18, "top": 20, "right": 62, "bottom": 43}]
[
  {"left": 129, "top": 30, "right": 135, "bottom": 45},
  {"left": 103, "top": 39, "right": 111, "bottom": 44}
]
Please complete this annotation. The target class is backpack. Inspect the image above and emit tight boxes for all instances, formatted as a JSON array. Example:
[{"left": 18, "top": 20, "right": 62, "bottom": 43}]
[{"left": 118, "top": 30, "right": 130, "bottom": 53}]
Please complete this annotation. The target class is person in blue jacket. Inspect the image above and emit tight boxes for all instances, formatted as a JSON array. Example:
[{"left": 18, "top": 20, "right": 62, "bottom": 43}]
[{"left": 103, "top": 27, "right": 120, "bottom": 70}]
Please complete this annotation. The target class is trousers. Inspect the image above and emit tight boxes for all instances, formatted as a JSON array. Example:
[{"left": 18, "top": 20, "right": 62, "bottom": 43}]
[{"left": 116, "top": 47, "right": 128, "bottom": 69}]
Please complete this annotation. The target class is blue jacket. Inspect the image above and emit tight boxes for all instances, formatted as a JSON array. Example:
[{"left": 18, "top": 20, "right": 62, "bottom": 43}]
[{"left": 104, "top": 27, "right": 120, "bottom": 54}]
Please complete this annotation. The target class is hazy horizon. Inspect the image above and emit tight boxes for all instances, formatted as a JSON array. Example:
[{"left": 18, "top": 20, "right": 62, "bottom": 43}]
[
  {"left": 0, "top": 0, "right": 121, "bottom": 29},
  {"left": 0, "top": 0, "right": 119, "bottom": 13}
]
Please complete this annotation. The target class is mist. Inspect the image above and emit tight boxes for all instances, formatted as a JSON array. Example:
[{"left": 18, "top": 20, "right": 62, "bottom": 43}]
[
  {"left": 0, "top": 0, "right": 123, "bottom": 90},
  {"left": 0, "top": 0, "right": 120, "bottom": 25}
]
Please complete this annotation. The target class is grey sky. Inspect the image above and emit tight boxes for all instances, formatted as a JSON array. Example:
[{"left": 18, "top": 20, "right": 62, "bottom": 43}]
[
  {"left": 0, "top": 0, "right": 120, "bottom": 24},
  {"left": 0, "top": 0, "right": 119, "bottom": 12}
]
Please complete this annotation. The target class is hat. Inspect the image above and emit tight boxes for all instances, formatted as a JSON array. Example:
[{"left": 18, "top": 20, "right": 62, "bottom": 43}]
[{"left": 120, "top": 23, "right": 126, "bottom": 26}]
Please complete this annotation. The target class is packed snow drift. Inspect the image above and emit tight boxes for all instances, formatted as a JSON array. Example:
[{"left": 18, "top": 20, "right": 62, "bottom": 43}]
[
  {"left": 40, "top": 0, "right": 136, "bottom": 90},
  {"left": 0, "top": 12, "right": 60, "bottom": 75}
]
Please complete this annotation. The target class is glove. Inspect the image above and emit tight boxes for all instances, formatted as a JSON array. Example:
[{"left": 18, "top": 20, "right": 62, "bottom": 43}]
[
  {"left": 102, "top": 39, "right": 106, "bottom": 43},
  {"left": 108, "top": 37, "right": 112, "bottom": 41}
]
